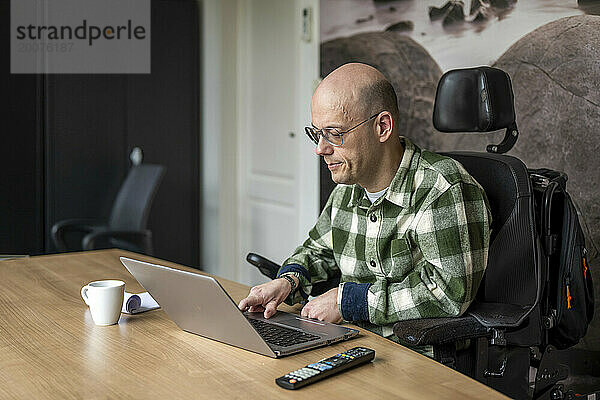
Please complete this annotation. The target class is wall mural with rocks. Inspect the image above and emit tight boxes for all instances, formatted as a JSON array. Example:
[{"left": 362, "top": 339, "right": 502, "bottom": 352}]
[{"left": 320, "top": 0, "right": 600, "bottom": 349}]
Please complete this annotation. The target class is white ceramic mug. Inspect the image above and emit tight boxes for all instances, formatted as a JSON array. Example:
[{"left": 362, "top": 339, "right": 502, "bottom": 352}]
[{"left": 81, "top": 280, "right": 125, "bottom": 325}]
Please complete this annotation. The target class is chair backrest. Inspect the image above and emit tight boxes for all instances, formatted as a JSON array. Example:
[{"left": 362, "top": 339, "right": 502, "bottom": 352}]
[
  {"left": 433, "top": 67, "right": 541, "bottom": 328},
  {"left": 443, "top": 152, "right": 539, "bottom": 312},
  {"left": 108, "top": 164, "right": 165, "bottom": 231}
]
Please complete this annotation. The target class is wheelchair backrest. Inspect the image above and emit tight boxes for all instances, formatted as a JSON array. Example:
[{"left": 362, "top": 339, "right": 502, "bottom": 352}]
[
  {"left": 433, "top": 67, "right": 541, "bottom": 322},
  {"left": 443, "top": 152, "right": 539, "bottom": 310}
]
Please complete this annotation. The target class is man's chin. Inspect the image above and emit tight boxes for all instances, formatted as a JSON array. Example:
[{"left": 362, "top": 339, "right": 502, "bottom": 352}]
[{"left": 330, "top": 172, "right": 351, "bottom": 185}]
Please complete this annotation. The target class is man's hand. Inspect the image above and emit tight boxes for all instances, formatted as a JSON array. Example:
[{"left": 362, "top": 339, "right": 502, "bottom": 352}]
[
  {"left": 238, "top": 278, "right": 294, "bottom": 319},
  {"left": 300, "top": 287, "right": 342, "bottom": 323}
]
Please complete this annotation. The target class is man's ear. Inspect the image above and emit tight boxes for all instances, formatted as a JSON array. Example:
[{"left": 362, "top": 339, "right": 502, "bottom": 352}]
[{"left": 377, "top": 112, "right": 394, "bottom": 143}]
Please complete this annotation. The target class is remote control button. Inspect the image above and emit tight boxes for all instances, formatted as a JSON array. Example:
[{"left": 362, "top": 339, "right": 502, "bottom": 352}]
[{"left": 289, "top": 379, "right": 296, "bottom": 383}]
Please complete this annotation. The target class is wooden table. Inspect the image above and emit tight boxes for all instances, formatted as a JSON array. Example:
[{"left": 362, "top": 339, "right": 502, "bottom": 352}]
[{"left": 0, "top": 250, "right": 507, "bottom": 399}]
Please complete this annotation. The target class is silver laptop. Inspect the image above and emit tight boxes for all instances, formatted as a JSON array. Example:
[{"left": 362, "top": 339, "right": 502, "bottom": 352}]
[{"left": 120, "top": 257, "right": 359, "bottom": 358}]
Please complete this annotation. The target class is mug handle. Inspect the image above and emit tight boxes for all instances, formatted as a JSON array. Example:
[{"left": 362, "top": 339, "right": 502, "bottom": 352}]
[{"left": 81, "top": 285, "right": 90, "bottom": 306}]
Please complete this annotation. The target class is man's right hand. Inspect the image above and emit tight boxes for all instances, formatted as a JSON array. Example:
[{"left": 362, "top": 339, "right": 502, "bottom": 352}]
[{"left": 238, "top": 276, "right": 297, "bottom": 319}]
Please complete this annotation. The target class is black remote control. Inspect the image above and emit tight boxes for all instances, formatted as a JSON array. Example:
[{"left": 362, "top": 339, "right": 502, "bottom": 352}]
[{"left": 275, "top": 347, "right": 375, "bottom": 390}]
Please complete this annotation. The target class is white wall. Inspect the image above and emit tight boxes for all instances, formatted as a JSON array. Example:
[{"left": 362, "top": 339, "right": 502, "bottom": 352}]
[
  {"left": 201, "top": 0, "right": 240, "bottom": 280},
  {"left": 296, "top": 0, "right": 322, "bottom": 243}
]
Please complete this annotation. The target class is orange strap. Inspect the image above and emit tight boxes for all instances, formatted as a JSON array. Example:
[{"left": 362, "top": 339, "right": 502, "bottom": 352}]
[
  {"left": 583, "top": 257, "right": 588, "bottom": 280},
  {"left": 566, "top": 285, "right": 572, "bottom": 309}
]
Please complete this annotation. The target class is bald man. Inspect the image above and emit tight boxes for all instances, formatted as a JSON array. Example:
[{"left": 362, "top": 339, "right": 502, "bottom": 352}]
[{"left": 239, "top": 63, "right": 491, "bottom": 349}]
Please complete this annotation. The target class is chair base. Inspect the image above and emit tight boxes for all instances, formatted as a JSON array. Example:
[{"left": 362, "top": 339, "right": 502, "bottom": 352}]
[
  {"left": 532, "top": 346, "right": 600, "bottom": 400},
  {"left": 442, "top": 341, "right": 600, "bottom": 399}
]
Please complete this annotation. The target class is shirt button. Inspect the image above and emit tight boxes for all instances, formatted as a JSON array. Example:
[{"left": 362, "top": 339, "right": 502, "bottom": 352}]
[
  {"left": 370, "top": 214, "right": 377, "bottom": 222},
  {"left": 370, "top": 260, "right": 376, "bottom": 268}
]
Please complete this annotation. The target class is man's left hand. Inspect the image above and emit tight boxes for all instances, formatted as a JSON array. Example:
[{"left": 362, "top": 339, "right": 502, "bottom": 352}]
[{"left": 300, "top": 287, "right": 342, "bottom": 323}]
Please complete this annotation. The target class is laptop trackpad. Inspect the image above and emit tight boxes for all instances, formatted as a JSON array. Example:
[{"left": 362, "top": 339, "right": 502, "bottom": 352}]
[{"left": 247, "top": 311, "right": 341, "bottom": 336}]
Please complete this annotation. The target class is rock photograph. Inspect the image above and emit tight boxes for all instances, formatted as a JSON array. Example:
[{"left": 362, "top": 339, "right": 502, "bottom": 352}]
[{"left": 320, "top": 0, "right": 600, "bottom": 350}]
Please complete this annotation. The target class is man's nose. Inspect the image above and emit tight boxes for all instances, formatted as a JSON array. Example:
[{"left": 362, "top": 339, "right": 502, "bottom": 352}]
[{"left": 316, "top": 136, "right": 334, "bottom": 156}]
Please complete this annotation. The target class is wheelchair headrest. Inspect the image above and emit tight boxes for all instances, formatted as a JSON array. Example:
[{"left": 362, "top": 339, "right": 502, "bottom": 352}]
[{"left": 433, "top": 66, "right": 516, "bottom": 133}]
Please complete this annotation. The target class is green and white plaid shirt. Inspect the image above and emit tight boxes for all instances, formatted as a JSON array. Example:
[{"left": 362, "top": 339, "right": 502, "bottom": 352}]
[{"left": 279, "top": 137, "right": 491, "bottom": 342}]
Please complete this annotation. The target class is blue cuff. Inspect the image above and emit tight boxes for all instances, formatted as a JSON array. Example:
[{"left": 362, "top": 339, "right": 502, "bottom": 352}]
[
  {"left": 277, "top": 264, "right": 310, "bottom": 300},
  {"left": 341, "top": 282, "right": 371, "bottom": 321}
]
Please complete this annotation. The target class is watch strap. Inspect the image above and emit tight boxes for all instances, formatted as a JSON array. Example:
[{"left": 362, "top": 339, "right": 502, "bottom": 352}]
[{"left": 280, "top": 274, "right": 297, "bottom": 294}]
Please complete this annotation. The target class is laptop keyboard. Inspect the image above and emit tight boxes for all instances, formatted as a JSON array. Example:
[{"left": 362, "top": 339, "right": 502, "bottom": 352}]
[{"left": 247, "top": 318, "right": 320, "bottom": 347}]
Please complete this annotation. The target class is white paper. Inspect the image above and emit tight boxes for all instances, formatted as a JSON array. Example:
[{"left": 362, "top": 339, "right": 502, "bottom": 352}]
[{"left": 121, "top": 291, "right": 160, "bottom": 314}]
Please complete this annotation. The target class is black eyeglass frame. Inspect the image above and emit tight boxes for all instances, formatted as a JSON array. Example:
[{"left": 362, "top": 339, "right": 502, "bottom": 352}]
[{"left": 304, "top": 113, "right": 380, "bottom": 147}]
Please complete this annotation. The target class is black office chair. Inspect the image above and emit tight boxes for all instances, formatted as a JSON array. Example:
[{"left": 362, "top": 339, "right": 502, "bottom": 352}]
[
  {"left": 393, "top": 67, "right": 599, "bottom": 399},
  {"left": 51, "top": 164, "right": 165, "bottom": 255}
]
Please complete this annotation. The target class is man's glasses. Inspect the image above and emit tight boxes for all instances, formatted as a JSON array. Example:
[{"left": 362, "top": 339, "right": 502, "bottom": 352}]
[{"left": 304, "top": 113, "right": 380, "bottom": 147}]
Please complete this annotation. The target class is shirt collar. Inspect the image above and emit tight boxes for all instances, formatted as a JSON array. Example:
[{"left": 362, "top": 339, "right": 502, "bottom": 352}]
[{"left": 348, "top": 136, "right": 419, "bottom": 209}]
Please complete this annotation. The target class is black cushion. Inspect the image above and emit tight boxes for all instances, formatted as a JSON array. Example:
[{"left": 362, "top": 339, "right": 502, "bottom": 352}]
[
  {"left": 394, "top": 316, "right": 489, "bottom": 346},
  {"left": 433, "top": 66, "right": 516, "bottom": 132}
]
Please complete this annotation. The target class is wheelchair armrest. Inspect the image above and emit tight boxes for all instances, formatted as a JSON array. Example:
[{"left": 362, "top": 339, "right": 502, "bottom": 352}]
[
  {"left": 51, "top": 219, "right": 106, "bottom": 252},
  {"left": 467, "top": 302, "right": 533, "bottom": 328},
  {"left": 82, "top": 229, "right": 152, "bottom": 254},
  {"left": 393, "top": 316, "right": 490, "bottom": 346},
  {"left": 393, "top": 302, "right": 532, "bottom": 346}
]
